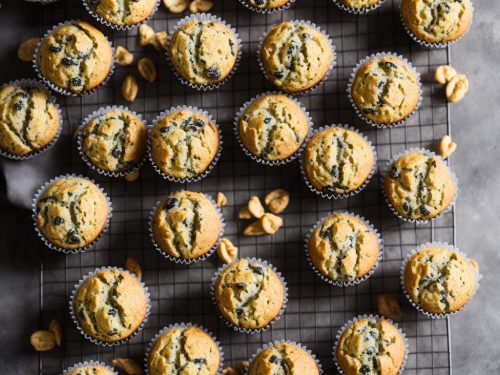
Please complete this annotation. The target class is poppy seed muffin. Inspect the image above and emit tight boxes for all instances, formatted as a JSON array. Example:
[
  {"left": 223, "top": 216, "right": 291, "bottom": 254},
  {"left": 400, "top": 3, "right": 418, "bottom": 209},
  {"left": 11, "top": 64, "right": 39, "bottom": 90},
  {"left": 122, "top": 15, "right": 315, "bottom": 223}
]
[
  {"left": 150, "top": 109, "right": 220, "bottom": 179},
  {"left": 303, "top": 127, "right": 375, "bottom": 196},
  {"left": 169, "top": 18, "right": 239, "bottom": 86},
  {"left": 351, "top": 55, "right": 420, "bottom": 125},
  {"left": 336, "top": 317, "right": 406, "bottom": 375},
  {"left": 85, "top": 0, "right": 158, "bottom": 27},
  {"left": 401, "top": 0, "right": 473, "bottom": 45},
  {"left": 152, "top": 191, "right": 222, "bottom": 260},
  {"left": 308, "top": 212, "right": 380, "bottom": 283},
  {"left": 249, "top": 342, "right": 320, "bottom": 375},
  {"left": 238, "top": 94, "right": 309, "bottom": 162},
  {"left": 384, "top": 151, "right": 456, "bottom": 221},
  {"left": 0, "top": 82, "right": 60, "bottom": 156},
  {"left": 148, "top": 325, "right": 220, "bottom": 375},
  {"left": 73, "top": 268, "right": 148, "bottom": 343},
  {"left": 260, "top": 22, "right": 333, "bottom": 93},
  {"left": 36, "top": 21, "right": 113, "bottom": 94},
  {"left": 65, "top": 364, "right": 115, "bottom": 375},
  {"left": 214, "top": 258, "right": 285, "bottom": 330},
  {"left": 244, "top": 0, "right": 290, "bottom": 10},
  {"left": 337, "top": 0, "right": 383, "bottom": 9},
  {"left": 35, "top": 176, "right": 109, "bottom": 250},
  {"left": 403, "top": 244, "right": 477, "bottom": 314}
]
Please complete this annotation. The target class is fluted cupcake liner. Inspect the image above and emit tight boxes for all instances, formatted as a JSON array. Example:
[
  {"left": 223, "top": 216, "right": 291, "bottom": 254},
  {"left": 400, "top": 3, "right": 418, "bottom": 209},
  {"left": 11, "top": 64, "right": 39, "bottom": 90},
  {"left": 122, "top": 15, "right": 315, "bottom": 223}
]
[
  {"left": 32, "top": 174, "right": 113, "bottom": 255},
  {"left": 25, "top": 0, "right": 60, "bottom": 3},
  {"left": 331, "top": 0, "right": 386, "bottom": 15},
  {"left": 148, "top": 191, "right": 225, "bottom": 265},
  {"left": 237, "top": 0, "right": 296, "bottom": 14},
  {"left": 143, "top": 322, "right": 224, "bottom": 375},
  {"left": 69, "top": 266, "right": 151, "bottom": 347},
  {"left": 0, "top": 79, "right": 63, "bottom": 160},
  {"left": 257, "top": 20, "right": 337, "bottom": 95},
  {"left": 381, "top": 148, "right": 459, "bottom": 225},
  {"left": 233, "top": 91, "right": 313, "bottom": 166},
  {"left": 147, "top": 105, "right": 223, "bottom": 183},
  {"left": 304, "top": 211, "right": 383, "bottom": 287},
  {"left": 299, "top": 124, "right": 378, "bottom": 200},
  {"left": 333, "top": 314, "right": 409, "bottom": 375},
  {"left": 210, "top": 257, "right": 288, "bottom": 334},
  {"left": 347, "top": 52, "right": 422, "bottom": 128},
  {"left": 62, "top": 360, "right": 118, "bottom": 375},
  {"left": 33, "top": 20, "right": 115, "bottom": 97},
  {"left": 166, "top": 13, "right": 242, "bottom": 91},
  {"left": 400, "top": 242, "right": 482, "bottom": 319}
]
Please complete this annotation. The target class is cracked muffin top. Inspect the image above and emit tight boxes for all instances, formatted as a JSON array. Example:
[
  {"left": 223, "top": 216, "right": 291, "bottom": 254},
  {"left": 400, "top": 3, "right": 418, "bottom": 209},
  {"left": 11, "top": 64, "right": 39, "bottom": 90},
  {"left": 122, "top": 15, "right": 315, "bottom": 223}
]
[
  {"left": 36, "top": 176, "right": 109, "bottom": 250},
  {"left": 37, "top": 21, "right": 113, "bottom": 94},
  {"left": 82, "top": 108, "right": 146, "bottom": 173},
  {"left": 74, "top": 268, "right": 148, "bottom": 343},
  {"left": 338, "top": 0, "right": 382, "bottom": 9},
  {"left": 0, "top": 82, "right": 60, "bottom": 156},
  {"left": 401, "top": 0, "right": 473, "bottom": 44},
  {"left": 384, "top": 151, "right": 456, "bottom": 221},
  {"left": 85, "top": 0, "right": 158, "bottom": 27},
  {"left": 308, "top": 212, "right": 380, "bottom": 282},
  {"left": 404, "top": 245, "right": 477, "bottom": 314},
  {"left": 214, "top": 258, "right": 285, "bottom": 330},
  {"left": 150, "top": 109, "right": 219, "bottom": 179},
  {"left": 245, "top": 0, "right": 290, "bottom": 9},
  {"left": 351, "top": 55, "right": 420, "bottom": 125},
  {"left": 152, "top": 191, "right": 222, "bottom": 260},
  {"left": 303, "top": 127, "right": 375, "bottom": 195},
  {"left": 336, "top": 318, "right": 406, "bottom": 375},
  {"left": 65, "top": 364, "right": 115, "bottom": 375},
  {"left": 248, "top": 342, "right": 320, "bottom": 375},
  {"left": 260, "top": 21, "right": 333, "bottom": 93},
  {"left": 169, "top": 19, "right": 238, "bottom": 86},
  {"left": 148, "top": 325, "right": 220, "bottom": 375},
  {"left": 238, "top": 94, "right": 309, "bottom": 161}
]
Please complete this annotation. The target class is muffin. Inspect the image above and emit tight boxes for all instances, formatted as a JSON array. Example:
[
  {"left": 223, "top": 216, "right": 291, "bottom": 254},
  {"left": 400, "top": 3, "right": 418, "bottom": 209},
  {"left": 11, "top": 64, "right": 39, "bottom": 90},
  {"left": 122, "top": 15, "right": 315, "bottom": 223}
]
[
  {"left": 336, "top": 0, "right": 383, "bottom": 11},
  {"left": 213, "top": 258, "right": 285, "bottom": 331},
  {"left": 0, "top": 81, "right": 60, "bottom": 157},
  {"left": 302, "top": 127, "right": 375, "bottom": 196},
  {"left": 243, "top": 0, "right": 290, "bottom": 11},
  {"left": 169, "top": 17, "right": 239, "bottom": 87},
  {"left": 403, "top": 244, "right": 477, "bottom": 314},
  {"left": 150, "top": 108, "right": 220, "bottom": 180},
  {"left": 84, "top": 0, "right": 158, "bottom": 28},
  {"left": 81, "top": 107, "right": 147, "bottom": 174},
  {"left": 36, "top": 21, "right": 113, "bottom": 95},
  {"left": 401, "top": 0, "right": 473, "bottom": 45},
  {"left": 384, "top": 150, "right": 456, "bottom": 221},
  {"left": 35, "top": 176, "right": 109, "bottom": 250},
  {"left": 249, "top": 342, "right": 320, "bottom": 375},
  {"left": 147, "top": 325, "right": 220, "bottom": 375},
  {"left": 308, "top": 212, "right": 380, "bottom": 283},
  {"left": 151, "top": 191, "right": 222, "bottom": 261},
  {"left": 237, "top": 93, "right": 309, "bottom": 163},
  {"left": 260, "top": 21, "right": 333, "bottom": 93},
  {"left": 350, "top": 55, "right": 420, "bottom": 126},
  {"left": 73, "top": 268, "right": 148, "bottom": 344},
  {"left": 336, "top": 317, "right": 406, "bottom": 375},
  {"left": 64, "top": 363, "right": 115, "bottom": 375}
]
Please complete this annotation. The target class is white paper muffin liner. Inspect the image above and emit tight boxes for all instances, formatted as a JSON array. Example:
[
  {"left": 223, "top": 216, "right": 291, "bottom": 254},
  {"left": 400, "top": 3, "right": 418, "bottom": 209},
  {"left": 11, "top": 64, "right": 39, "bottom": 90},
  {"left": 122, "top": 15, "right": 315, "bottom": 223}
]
[
  {"left": 32, "top": 174, "right": 113, "bottom": 255},
  {"left": 76, "top": 106, "right": 147, "bottom": 178},
  {"left": 400, "top": 242, "right": 482, "bottom": 319},
  {"left": 33, "top": 20, "right": 116, "bottom": 97},
  {"left": 347, "top": 52, "right": 422, "bottom": 128},
  {"left": 147, "top": 106, "right": 223, "bottom": 183},
  {"left": 148, "top": 191, "right": 225, "bottom": 265},
  {"left": 245, "top": 340, "right": 323, "bottom": 374},
  {"left": 299, "top": 124, "right": 378, "bottom": 200},
  {"left": 82, "top": 0, "right": 160, "bottom": 30},
  {"left": 25, "top": 0, "right": 60, "bottom": 3},
  {"left": 333, "top": 314, "right": 409, "bottom": 375},
  {"left": 331, "top": 0, "right": 386, "bottom": 15},
  {"left": 69, "top": 266, "right": 151, "bottom": 347},
  {"left": 304, "top": 211, "right": 383, "bottom": 287},
  {"left": 62, "top": 360, "right": 118, "bottom": 375},
  {"left": 166, "top": 13, "right": 242, "bottom": 91},
  {"left": 143, "top": 322, "right": 224, "bottom": 374},
  {"left": 257, "top": 20, "right": 337, "bottom": 95},
  {"left": 381, "top": 148, "right": 459, "bottom": 224},
  {"left": 210, "top": 257, "right": 289, "bottom": 334},
  {"left": 0, "top": 79, "right": 63, "bottom": 160},
  {"left": 233, "top": 91, "right": 313, "bottom": 166},
  {"left": 237, "top": 0, "right": 296, "bottom": 14}
]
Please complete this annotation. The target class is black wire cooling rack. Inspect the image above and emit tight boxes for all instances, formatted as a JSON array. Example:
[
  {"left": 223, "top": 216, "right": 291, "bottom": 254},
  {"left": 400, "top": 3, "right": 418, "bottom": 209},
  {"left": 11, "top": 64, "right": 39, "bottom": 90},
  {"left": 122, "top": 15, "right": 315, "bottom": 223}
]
[{"left": 36, "top": 0, "right": 454, "bottom": 373}]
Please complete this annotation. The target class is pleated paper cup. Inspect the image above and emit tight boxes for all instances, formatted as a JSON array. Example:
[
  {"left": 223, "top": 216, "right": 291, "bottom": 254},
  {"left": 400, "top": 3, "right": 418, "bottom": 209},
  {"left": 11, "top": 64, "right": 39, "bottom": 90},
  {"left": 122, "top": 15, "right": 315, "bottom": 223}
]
[
  {"left": 237, "top": 0, "right": 296, "bottom": 14},
  {"left": 331, "top": 0, "right": 386, "bottom": 15},
  {"left": 25, "top": 0, "right": 60, "bottom": 3},
  {"left": 62, "top": 360, "right": 117, "bottom": 375}
]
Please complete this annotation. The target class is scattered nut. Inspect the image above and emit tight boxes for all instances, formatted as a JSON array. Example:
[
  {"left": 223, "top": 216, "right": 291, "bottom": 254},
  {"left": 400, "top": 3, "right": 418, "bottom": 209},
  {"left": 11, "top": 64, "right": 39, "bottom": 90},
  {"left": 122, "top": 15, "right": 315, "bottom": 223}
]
[
  {"left": 189, "top": 0, "right": 214, "bottom": 13},
  {"left": 247, "top": 196, "right": 265, "bottom": 219},
  {"left": 434, "top": 65, "right": 457, "bottom": 84},
  {"left": 30, "top": 330, "right": 56, "bottom": 352},
  {"left": 438, "top": 135, "right": 457, "bottom": 160},
  {"left": 243, "top": 220, "right": 267, "bottom": 236},
  {"left": 264, "top": 189, "right": 290, "bottom": 214},
  {"left": 260, "top": 213, "right": 283, "bottom": 234},
  {"left": 376, "top": 294, "right": 403, "bottom": 321},
  {"left": 469, "top": 258, "right": 479, "bottom": 270},
  {"left": 216, "top": 237, "right": 238, "bottom": 264},
  {"left": 238, "top": 206, "right": 253, "bottom": 220},
  {"left": 125, "top": 256, "right": 142, "bottom": 280},
  {"left": 115, "top": 46, "right": 134, "bottom": 66},
  {"left": 216, "top": 192, "right": 227, "bottom": 207},
  {"left": 125, "top": 170, "right": 140, "bottom": 182},
  {"left": 163, "top": 0, "right": 189, "bottom": 13},
  {"left": 122, "top": 75, "right": 138, "bottom": 102},
  {"left": 222, "top": 369, "right": 238, "bottom": 375},
  {"left": 112, "top": 358, "right": 144, "bottom": 375},
  {"left": 137, "top": 57, "right": 157, "bottom": 83},
  {"left": 139, "top": 24, "right": 156, "bottom": 46},
  {"left": 48, "top": 319, "right": 62, "bottom": 347},
  {"left": 154, "top": 31, "right": 168, "bottom": 51},
  {"left": 18, "top": 37, "right": 38, "bottom": 62},
  {"left": 234, "top": 362, "right": 249, "bottom": 374},
  {"left": 446, "top": 74, "right": 469, "bottom": 103}
]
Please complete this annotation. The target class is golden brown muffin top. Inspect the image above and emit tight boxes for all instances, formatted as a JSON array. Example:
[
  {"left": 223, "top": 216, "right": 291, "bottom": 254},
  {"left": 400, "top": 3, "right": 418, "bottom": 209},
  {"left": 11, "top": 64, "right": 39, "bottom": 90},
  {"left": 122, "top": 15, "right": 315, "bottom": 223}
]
[{"left": 85, "top": 0, "right": 158, "bottom": 26}]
